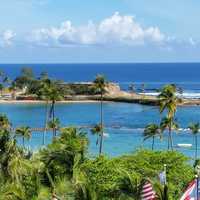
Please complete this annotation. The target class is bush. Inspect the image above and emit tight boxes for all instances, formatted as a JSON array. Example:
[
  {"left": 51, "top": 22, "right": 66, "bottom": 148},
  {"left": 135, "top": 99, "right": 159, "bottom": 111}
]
[{"left": 82, "top": 150, "right": 193, "bottom": 199}]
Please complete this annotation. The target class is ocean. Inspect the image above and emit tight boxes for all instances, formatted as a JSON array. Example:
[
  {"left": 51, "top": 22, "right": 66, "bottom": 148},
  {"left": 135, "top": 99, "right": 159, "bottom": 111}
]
[{"left": 0, "top": 63, "right": 200, "bottom": 157}]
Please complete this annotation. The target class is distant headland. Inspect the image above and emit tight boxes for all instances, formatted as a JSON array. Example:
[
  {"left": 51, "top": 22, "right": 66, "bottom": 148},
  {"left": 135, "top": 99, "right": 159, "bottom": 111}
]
[{"left": 0, "top": 66, "right": 200, "bottom": 106}]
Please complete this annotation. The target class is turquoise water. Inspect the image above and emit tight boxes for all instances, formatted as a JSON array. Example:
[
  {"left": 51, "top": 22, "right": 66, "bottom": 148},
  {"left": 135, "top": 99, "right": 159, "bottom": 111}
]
[{"left": 0, "top": 102, "right": 200, "bottom": 158}]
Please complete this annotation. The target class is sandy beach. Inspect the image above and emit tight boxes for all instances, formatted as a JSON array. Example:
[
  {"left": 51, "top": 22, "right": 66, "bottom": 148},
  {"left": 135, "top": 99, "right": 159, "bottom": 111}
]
[
  {"left": 0, "top": 99, "right": 99, "bottom": 104},
  {"left": 1, "top": 94, "right": 200, "bottom": 106}
]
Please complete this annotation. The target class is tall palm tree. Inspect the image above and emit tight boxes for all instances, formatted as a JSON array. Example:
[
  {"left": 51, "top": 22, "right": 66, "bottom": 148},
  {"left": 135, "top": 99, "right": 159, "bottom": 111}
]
[
  {"left": 38, "top": 78, "right": 64, "bottom": 140},
  {"left": 15, "top": 126, "right": 31, "bottom": 147},
  {"left": 93, "top": 75, "right": 107, "bottom": 155},
  {"left": 188, "top": 122, "right": 200, "bottom": 160},
  {"left": 158, "top": 84, "right": 181, "bottom": 150},
  {"left": 160, "top": 117, "right": 179, "bottom": 150},
  {"left": 38, "top": 78, "right": 51, "bottom": 145},
  {"left": 48, "top": 118, "right": 60, "bottom": 137},
  {"left": 46, "top": 81, "right": 64, "bottom": 138},
  {"left": 143, "top": 124, "right": 161, "bottom": 150}
]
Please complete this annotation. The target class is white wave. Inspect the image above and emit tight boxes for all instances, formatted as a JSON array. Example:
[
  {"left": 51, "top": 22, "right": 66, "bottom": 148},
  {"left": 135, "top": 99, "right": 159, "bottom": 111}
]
[
  {"left": 103, "top": 133, "right": 110, "bottom": 138},
  {"left": 140, "top": 92, "right": 200, "bottom": 99}
]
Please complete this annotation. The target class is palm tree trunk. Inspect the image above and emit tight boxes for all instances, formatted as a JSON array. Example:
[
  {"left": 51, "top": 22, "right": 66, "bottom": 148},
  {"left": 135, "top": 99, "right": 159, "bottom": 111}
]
[
  {"left": 195, "top": 135, "right": 198, "bottom": 160},
  {"left": 167, "top": 128, "right": 170, "bottom": 150},
  {"left": 52, "top": 100, "right": 55, "bottom": 137},
  {"left": 99, "top": 92, "right": 103, "bottom": 155},
  {"left": 152, "top": 136, "right": 155, "bottom": 150},
  {"left": 23, "top": 137, "right": 25, "bottom": 148},
  {"left": 43, "top": 101, "right": 49, "bottom": 145},
  {"left": 169, "top": 125, "right": 173, "bottom": 151}
]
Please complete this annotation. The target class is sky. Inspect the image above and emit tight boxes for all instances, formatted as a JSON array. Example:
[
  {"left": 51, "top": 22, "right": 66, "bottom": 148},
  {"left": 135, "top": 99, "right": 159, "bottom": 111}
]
[{"left": 0, "top": 0, "right": 200, "bottom": 63}]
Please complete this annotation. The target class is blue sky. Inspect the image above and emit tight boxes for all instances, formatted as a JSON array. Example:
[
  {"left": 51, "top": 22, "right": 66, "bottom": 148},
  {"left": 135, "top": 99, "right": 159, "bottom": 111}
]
[{"left": 0, "top": 0, "right": 199, "bottom": 63}]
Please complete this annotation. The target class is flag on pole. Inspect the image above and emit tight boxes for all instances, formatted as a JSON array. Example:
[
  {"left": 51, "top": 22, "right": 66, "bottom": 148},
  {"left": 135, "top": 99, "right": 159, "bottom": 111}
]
[
  {"left": 180, "top": 179, "right": 200, "bottom": 200},
  {"left": 159, "top": 171, "right": 167, "bottom": 185},
  {"left": 141, "top": 181, "right": 156, "bottom": 200}
]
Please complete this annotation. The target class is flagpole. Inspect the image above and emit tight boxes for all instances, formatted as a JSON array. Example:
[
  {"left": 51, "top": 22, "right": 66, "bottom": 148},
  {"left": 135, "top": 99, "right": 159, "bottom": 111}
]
[
  {"left": 164, "top": 164, "right": 167, "bottom": 185},
  {"left": 195, "top": 165, "right": 200, "bottom": 200},
  {"left": 196, "top": 175, "right": 199, "bottom": 200},
  {"left": 163, "top": 164, "right": 168, "bottom": 200}
]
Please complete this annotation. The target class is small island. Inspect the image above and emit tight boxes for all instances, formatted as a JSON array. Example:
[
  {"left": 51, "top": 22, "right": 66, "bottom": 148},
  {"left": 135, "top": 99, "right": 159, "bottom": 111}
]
[{"left": 0, "top": 67, "right": 200, "bottom": 106}]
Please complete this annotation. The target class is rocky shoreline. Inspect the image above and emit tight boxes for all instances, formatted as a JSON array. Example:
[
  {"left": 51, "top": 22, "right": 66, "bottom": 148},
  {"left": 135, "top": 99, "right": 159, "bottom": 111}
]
[{"left": 1, "top": 82, "right": 200, "bottom": 106}]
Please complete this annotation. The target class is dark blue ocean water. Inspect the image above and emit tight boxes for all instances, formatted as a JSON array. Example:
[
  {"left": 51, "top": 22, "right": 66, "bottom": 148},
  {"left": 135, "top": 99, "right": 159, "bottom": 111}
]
[
  {"left": 0, "top": 63, "right": 200, "bottom": 82},
  {"left": 1, "top": 63, "right": 200, "bottom": 93},
  {"left": 0, "top": 63, "right": 200, "bottom": 157}
]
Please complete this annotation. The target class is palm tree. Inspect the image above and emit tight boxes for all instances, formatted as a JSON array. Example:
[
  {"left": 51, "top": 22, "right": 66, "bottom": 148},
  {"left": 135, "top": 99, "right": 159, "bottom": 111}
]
[
  {"left": 158, "top": 84, "right": 180, "bottom": 118},
  {"left": 0, "top": 114, "right": 11, "bottom": 130},
  {"left": 129, "top": 83, "right": 135, "bottom": 94},
  {"left": 48, "top": 81, "right": 64, "bottom": 120},
  {"left": 0, "top": 84, "right": 3, "bottom": 97},
  {"left": 93, "top": 75, "right": 107, "bottom": 155},
  {"left": 0, "top": 71, "right": 11, "bottom": 97},
  {"left": 37, "top": 78, "right": 64, "bottom": 141},
  {"left": 141, "top": 83, "right": 146, "bottom": 93},
  {"left": 15, "top": 126, "right": 31, "bottom": 147},
  {"left": 38, "top": 78, "right": 51, "bottom": 145},
  {"left": 91, "top": 124, "right": 103, "bottom": 147},
  {"left": 143, "top": 124, "right": 161, "bottom": 150},
  {"left": 188, "top": 122, "right": 200, "bottom": 160},
  {"left": 160, "top": 117, "right": 179, "bottom": 150},
  {"left": 158, "top": 84, "right": 181, "bottom": 150},
  {"left": 48, "top": 118, "right": 60, "bottom": 137},
  {"left": 9, "top": 81, "right": 17, "bottom": 100}
]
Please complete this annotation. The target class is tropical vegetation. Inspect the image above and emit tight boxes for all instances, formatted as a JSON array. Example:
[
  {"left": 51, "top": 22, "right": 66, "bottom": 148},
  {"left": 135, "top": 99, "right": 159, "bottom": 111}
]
[{"left": 0, "top": 114, "right": 195, "bottom": 199}]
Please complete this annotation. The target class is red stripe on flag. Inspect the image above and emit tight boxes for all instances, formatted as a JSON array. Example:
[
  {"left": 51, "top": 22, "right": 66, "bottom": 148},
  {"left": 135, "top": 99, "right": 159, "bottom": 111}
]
[{"left": 141, "top": 181, "right": 156, "bottom": 200}]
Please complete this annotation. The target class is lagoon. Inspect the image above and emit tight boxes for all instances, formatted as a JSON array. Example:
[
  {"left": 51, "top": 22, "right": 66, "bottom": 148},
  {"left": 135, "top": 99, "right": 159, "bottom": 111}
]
[{"left": 0, "top": 102, "right": 200, "bottom": 158}]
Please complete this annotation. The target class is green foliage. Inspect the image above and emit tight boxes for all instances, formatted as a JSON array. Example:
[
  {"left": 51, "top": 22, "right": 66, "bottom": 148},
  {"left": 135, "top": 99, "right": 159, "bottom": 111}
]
[
  {"left": 93, "top": 74, "right": 107, "bottom": 95},
  {"left": 14, "top": 67, "right": 35, "bottom": 90},
  {"left": 15, "top": 126, "right": 31, "bottom": 147},
  {"left": 81, "top": 150, "right": 193, "bottom": 199},
  {"left": 117, "top": 150, "right": 193, "bottom": 199},
  {"left": 0, "top": 112, "right": 195, "bottom": 200},
  {"left": 39, "top": 127, "right": 88, "bottom": 181},
  {"left": 47, "top": 118, "right": 60, "bottom": 131},
  {"left": 0, "top": 114, "right": 11, "bottom": 130}
]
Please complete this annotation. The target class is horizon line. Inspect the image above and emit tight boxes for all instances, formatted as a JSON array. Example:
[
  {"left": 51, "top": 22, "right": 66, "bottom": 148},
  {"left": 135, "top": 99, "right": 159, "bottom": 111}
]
[{"left": 0, "top": 62, "right": 200, "bottom": 65}]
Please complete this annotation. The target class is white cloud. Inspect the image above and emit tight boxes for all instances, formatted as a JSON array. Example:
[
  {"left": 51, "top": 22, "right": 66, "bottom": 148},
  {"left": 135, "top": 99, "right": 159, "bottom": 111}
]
[
  {"left": 29, "top": 12, "right": 166, "bottom": 47},
  {"left": 0, "top": 30, "right": 16, "bottom": 46}
]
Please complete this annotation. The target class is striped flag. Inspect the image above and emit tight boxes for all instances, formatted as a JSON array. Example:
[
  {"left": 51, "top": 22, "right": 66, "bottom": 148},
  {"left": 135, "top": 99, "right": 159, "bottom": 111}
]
[
  {"left": 141, "top": 181, "right": 156, "bottom": 200},
  {"left": 180, "top": 179, "right": 200, "bottom": 200}
]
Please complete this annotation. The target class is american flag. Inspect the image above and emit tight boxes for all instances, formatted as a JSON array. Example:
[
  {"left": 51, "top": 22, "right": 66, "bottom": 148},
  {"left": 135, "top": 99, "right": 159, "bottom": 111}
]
[
  {"left": 141, "top": 181, "right": 156, "bottom": 200},
  {"left": 180, "top": 179, "right": 200, "bottom": 200}
]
